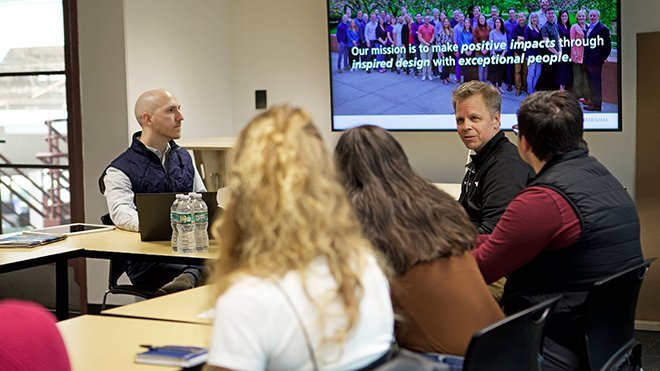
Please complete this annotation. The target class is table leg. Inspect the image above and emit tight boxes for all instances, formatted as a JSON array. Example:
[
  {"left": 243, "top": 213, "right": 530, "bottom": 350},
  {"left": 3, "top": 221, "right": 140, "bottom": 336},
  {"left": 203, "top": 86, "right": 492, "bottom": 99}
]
[{"left": 56, "top": 259, "right": 69, "bottom": 320}]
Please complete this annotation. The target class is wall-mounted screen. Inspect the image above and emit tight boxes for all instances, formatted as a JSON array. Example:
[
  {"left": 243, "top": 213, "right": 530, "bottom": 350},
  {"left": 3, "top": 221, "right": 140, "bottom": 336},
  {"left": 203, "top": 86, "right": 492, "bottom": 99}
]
[{"left": 327, "top": 1, "right": 620, "bottom": 131}]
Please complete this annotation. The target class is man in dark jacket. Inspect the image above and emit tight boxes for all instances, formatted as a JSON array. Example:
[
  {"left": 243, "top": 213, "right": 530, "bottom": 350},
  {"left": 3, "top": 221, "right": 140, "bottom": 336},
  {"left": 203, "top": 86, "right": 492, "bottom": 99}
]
[
  {"left": 100, "top": 89, "right": 206, "bottom": 295},
  {"left": 583, "top": 9, "right": 612, "bottom": 111},
  {"left": 472, "top": 90, "right": 643, "bottom": 369},
  {"left": 452, "top": 81, "right": 534, "bottom": 234}
]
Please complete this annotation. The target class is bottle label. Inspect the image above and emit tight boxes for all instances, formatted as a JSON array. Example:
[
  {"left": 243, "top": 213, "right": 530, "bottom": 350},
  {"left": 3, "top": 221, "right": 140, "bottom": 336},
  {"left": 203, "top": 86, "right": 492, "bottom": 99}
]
[
  {"left": 170, "top": 211, "right": 178, "bottom": 222},
  {"left": 195, "top": 212, "right": 208, "bottom": 223},
  {"left": 178, "top": 212, "right": 193, "bottom": 224}
]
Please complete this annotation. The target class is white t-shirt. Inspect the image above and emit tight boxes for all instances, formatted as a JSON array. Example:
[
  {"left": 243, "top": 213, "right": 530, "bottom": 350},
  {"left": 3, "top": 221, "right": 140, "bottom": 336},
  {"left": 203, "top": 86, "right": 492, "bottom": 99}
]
[{"left": 207, "top": 254, "right": 394, "bottom": 370}]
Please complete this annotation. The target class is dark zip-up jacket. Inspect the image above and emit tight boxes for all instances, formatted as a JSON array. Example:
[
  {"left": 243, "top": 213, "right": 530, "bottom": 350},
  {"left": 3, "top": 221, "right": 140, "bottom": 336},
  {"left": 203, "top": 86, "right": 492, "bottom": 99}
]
[{"left": 458, "top": 131, "right": 535, "bottom": 234}]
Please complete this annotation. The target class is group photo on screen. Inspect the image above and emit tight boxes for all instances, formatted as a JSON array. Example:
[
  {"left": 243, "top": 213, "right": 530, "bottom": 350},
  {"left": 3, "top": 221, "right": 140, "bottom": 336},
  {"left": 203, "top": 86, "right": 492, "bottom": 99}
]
[{"left": 327, "top": 0, "right": 619, "bottom": 130}]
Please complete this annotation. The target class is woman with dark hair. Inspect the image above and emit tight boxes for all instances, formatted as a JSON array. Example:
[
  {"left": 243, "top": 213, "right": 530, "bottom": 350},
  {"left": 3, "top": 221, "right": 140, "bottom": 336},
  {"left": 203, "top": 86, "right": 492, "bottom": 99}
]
[
  {"left": 401, "top": 15, "right": 412, "bottom": 75},
  {"left": 376, "top": 17, "right": 388, "bottom": 73},
  {"left": 488, "top": 17, "right": 507, "bottom": 93},
  {"left": 438, "top": 18, "right": 454, "bottom": 84},
  {"left": 335, "top": 125, "right": 504, "bottom": 356},
  {"left": 459, "top": 17, "right": 478, "bottom": 82},
  {"left": 387, "top": 17, "right": 397, "bottom": 72},
  {"left": 556, "top": 10, "right": 573, "bottom": 90},
  {"left": 473, "top": 14, "right": 490, "bottom": 81}
]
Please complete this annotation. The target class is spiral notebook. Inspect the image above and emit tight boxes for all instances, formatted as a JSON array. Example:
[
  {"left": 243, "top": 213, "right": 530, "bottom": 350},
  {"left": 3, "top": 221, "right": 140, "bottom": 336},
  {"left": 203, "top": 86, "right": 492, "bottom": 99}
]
[
  {"left": 135, "top": 345, "right": 208, "bottom": 367},
  {"left": 0, "top": 232, "right": 66, "bottom": 248}
]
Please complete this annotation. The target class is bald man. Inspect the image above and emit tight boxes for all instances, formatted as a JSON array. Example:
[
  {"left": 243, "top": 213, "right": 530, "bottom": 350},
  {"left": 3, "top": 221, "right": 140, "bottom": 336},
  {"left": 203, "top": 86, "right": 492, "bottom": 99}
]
[{"left": 100, "top": 89, "right": 205, "bottom": 295}]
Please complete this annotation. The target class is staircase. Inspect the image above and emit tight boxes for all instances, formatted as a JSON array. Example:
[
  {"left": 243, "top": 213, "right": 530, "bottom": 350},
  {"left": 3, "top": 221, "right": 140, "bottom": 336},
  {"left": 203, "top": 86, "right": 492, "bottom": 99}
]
[{"left": 0, "top": 119, "right": 70, "bottom": 232}]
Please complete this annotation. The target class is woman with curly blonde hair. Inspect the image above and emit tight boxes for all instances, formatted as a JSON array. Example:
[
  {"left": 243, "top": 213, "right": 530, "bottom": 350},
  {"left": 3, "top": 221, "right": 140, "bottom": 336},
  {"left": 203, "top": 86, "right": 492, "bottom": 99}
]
[{"left": 205, "top": 106, "right": 394, "bottom": 370}]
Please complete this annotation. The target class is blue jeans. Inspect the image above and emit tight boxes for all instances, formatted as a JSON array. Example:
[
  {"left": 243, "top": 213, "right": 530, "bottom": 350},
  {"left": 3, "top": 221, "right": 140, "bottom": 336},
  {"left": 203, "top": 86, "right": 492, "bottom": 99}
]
[
  {"left": 422, "top": 352, "right": 465, "bottom": 371},
  {"left": 527, "top": 62, "right": 541, "bottom": 94},
  {"left": 337, "top": 42, "right": 349, "bottom": 70}
]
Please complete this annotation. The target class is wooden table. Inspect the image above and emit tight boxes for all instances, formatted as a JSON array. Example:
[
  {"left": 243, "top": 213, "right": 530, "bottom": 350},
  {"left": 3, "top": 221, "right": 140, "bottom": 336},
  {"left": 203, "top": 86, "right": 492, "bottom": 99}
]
[
  {"left": 103, "top": 285, "right": 215, "bottom": 325},
  {"left": 57, "top": 315, "right": 210, "bottom": 371},
  {"left": 434, "top": 183, "right": 462, "bottom": 200},
  {"left": 73, "top": 228, "right": 219, "bottom": 264},
  {"left": 0, "top": 241, "right": 84, "bottom": 319},
  {"left": 0, "top": 229, "right": 219, "bottom": 319}
]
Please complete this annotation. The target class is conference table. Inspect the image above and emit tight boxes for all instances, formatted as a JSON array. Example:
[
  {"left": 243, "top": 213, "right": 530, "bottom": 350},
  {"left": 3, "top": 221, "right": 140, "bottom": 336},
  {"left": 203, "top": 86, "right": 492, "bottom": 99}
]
[
  {"left": 102, "top": 285, "right": 215, "bottom": 325},
  {"left": 57, "top": 315, "right": 210, "bottom": 371},
  {"left": 0, "top": 228, "right": 219, "bottom": 319}
]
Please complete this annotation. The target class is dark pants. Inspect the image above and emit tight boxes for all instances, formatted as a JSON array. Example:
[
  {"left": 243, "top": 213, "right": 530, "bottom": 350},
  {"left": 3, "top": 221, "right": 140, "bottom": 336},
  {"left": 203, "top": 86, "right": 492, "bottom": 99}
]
[
  {"left": 367, "top": 40, "right": 378, "bottom": 70},
  {"left": 506, "top": 63, "right": 515, "bottom": 87},
  {"left": 126, "top": 261, "right": 204, "bottom": 293},
  {"left": 348, "top": 43, "right": 359, "bottom": 67},
  {"left": 542, "top": 336, "right": 584, "bottom": 371},
  {"left": 538, "top": 63, "right": 559, "bottom": 91},
  {"left": 586, "top": 62, "right": 604, "bottom": 108}
]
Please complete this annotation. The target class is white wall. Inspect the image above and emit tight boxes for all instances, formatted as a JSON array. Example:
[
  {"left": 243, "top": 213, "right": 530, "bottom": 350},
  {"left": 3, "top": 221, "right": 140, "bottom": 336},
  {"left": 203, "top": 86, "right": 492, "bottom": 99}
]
[
  {"left": 123, "top": 0, "right": 233, "bottom": 139},
  {"left": 78, "top": 0, "right": 131, "bottom": 305},
  {"left": 78, "top": 0, "right": 129, "bottom": 223}
]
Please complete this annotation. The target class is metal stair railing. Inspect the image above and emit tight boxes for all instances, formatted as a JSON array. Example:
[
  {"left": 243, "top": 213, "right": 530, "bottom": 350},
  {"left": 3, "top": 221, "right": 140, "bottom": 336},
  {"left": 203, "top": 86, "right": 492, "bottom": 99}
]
[
  {"left": 0, "top": 155, "right": 59, "bottom": 204},
  {"left": 0, "top": 199, "right": 34, "bottom": 229}
]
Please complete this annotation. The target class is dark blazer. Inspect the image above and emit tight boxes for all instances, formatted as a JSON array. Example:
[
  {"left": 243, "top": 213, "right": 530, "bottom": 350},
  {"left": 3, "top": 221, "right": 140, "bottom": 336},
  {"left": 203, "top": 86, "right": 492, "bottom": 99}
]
[{"left": 583, "top": 21, "right": 611, "bottom": 65}]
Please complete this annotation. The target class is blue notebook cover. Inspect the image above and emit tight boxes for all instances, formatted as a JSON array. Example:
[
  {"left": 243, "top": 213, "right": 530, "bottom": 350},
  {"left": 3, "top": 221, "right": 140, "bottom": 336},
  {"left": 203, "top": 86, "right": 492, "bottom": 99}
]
[{"left": 135, "top": 345, "right": 208, "bottom": 367}]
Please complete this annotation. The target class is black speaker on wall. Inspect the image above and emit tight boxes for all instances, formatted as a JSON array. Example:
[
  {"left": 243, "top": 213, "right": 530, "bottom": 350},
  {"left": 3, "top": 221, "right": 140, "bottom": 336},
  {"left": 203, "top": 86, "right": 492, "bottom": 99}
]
[{"left": 255, "top": 90, "right": 267, "bottom": 109}]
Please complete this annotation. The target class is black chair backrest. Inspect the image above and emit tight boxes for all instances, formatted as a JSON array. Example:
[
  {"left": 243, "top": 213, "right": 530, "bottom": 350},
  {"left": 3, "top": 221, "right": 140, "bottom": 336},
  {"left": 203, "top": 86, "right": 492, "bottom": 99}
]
[
  {"left": 584, "top": 258, "right": 656, "bottom": 371},
  {"left": 107, "top": 258, "right": 127, "bottom": 287},
  {"left": 463, "top": 295, "right": 562, "bottom": 371}
]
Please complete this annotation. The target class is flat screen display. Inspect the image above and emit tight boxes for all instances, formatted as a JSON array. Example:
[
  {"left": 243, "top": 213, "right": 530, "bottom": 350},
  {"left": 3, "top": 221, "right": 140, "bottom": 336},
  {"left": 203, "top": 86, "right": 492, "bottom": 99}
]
[{"left": 327, "top": 1, "right": 620, "bottom": 131}]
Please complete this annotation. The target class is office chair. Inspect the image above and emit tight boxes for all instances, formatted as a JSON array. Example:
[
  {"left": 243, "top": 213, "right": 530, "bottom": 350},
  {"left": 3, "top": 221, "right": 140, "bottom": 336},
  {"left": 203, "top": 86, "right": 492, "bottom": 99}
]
[
  {"left": 100, "top": 214, "right": 153, "bottom": 311},
  {"left": 461, "top": 295, "right": 562, "bottom": 371},
  {"left": 584, "top": 258, "right": 656, "bottom": 371}
]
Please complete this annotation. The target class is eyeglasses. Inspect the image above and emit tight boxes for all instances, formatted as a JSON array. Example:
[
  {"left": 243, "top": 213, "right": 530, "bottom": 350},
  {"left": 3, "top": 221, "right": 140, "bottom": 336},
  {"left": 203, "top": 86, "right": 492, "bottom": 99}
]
[{"left": 512, "top": 124, "right": 519, "bottom": 136}]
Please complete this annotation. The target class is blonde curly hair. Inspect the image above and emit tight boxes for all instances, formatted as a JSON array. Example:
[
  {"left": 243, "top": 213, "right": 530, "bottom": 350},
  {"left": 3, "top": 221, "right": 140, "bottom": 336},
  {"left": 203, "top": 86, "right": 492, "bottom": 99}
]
[{"left": 209, "top": 105, "right": 379, "bottom": 354}]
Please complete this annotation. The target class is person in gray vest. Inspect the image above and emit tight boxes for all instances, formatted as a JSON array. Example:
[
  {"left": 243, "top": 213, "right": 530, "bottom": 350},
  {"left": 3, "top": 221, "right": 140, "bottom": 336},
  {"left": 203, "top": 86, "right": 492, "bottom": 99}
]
[
  {"left": 100, "top": 89, "right": 206, "bottom": 296},
  {"left": 472, "top": 90, "right": 643, "bottom": 370}
]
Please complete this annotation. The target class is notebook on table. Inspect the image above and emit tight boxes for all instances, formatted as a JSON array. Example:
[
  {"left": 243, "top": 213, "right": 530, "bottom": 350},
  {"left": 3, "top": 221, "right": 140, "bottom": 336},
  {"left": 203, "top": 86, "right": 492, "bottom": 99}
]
[
  {"left": 135, "top": 345, "right": 208, "bottom": 367},
  {"left": 136, "top": 192, "right": 221, "bottom": 242},
  {"left": 0, "top": 232, "right": 66, "bottom": 248}
]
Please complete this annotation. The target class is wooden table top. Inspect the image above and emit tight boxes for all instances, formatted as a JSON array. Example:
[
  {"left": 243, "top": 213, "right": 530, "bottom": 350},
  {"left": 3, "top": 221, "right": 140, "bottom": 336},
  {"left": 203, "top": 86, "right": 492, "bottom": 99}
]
[
  {"left": 57, "top": 315, "right": 210, "bottom": 371},
  {"left": 103, "top": 285, "right": 216, "bottom": 325}
]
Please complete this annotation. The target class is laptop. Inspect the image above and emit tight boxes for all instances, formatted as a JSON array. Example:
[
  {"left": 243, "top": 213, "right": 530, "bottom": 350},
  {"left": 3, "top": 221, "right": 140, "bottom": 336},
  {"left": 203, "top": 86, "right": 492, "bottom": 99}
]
[{"left": 136, "top": 192, "right": 222, "bottom": 242}]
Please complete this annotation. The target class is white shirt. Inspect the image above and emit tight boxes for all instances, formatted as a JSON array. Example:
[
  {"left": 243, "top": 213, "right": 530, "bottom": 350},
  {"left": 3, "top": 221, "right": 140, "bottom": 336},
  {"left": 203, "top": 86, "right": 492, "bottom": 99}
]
[
  {"left": 103, "top": 143, "right": 206, "bottom": 232},
  {"left": 207, "top": 254, "right": 394, "bottom": 371}
]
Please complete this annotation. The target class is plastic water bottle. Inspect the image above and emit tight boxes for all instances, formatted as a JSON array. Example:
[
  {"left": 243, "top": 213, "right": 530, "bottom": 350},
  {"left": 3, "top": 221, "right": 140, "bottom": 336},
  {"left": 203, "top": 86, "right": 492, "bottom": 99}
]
[
  {"left": 191, "top": 193, "right": 209, "bottom": 252},
  {"left": 176, "top": 194, "right": 195, "bottom": 253},
  {"left": 170, "top": 194, "right": 185, "bottom": 252}
]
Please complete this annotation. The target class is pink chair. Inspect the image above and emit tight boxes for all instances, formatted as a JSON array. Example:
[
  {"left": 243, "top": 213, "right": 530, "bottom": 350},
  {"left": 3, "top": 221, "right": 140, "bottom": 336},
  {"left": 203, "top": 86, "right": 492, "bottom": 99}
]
[{"left": 0, "top": 299, "right": 71, "bottom": 371}]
